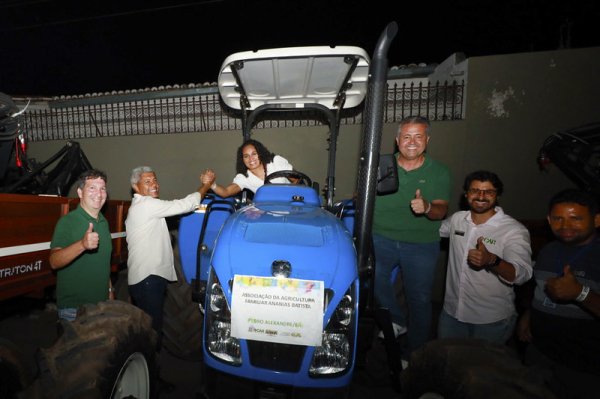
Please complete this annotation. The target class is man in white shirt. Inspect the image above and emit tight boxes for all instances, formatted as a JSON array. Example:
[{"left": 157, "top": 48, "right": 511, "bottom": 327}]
[
  {"left": 438, "top": 171, "right": 532, "bottom": 344},
  {"left": 126, "top": 166, "right": 214, "bottom": 348}
]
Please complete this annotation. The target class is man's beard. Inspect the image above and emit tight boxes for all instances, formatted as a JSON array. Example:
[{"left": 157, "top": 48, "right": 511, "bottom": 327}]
[{"left": 469, "top": 199, "right": 496, "bottom": 214}]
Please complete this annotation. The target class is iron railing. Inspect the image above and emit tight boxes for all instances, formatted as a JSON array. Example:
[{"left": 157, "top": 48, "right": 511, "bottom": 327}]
[
  {"left": 386, "top": 80, "right": 465, "bottom": 122},
  {"left": 22, "top": 81, "right": 464, "bottom": 142}
]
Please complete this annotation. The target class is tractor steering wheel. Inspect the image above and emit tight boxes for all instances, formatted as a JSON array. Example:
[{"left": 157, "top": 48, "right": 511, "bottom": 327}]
[{"left": 264, "top": 170, "right": 312, "bottom": 187}]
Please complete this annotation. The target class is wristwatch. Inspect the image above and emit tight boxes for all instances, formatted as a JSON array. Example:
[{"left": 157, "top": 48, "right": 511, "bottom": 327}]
[
  {"left": 109, "top": 287, "right": 115, "bottom": 292},
  {"left": 489, "top": 255, "right": 502, "bottom": 267}
]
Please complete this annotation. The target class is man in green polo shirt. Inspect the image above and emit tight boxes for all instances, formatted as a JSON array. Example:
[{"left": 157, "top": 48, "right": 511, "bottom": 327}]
[
  {"left": 373, "top": 116, "right": 451, "bottom": 359},
  {"left": 50, "top": 169, "right": 113, "bottom": 321}
]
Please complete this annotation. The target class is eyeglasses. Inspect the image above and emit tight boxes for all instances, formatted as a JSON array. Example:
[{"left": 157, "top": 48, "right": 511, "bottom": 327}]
[{"left": 467, "top": 188, "right": 497, "bottom": 196}]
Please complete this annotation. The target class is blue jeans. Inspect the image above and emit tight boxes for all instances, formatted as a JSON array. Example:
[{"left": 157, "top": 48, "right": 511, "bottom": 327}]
[
  {"left": 129, "top": 274, "right": 169, "bottom": 350},
  {"left": 373, "top": 233, "right": 440, "bottom": 354},
  {"left": 58, "top": 307, "right": 77, "bottom": 322},
  {"left": 438, "top": 308, "right": 517, "bottom": 345}
]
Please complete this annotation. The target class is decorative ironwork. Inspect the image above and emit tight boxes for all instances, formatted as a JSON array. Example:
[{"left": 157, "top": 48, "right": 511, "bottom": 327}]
[
  {"left": 22, "top": 81, "right": 465, "bottom": 142},
  {"left": 385, "top": 80, "right": 465, "bottom": 122}
]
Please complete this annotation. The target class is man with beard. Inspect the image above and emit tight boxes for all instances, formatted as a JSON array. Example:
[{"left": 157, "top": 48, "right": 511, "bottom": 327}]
[
  {"left": 438, "top": 171, "right": 532, "bottom": 343},
  {"left": 517, "top": 189, "right": 600, "bottom": 399}
]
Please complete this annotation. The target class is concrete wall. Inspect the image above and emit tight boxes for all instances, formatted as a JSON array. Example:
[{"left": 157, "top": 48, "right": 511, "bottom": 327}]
[{"left": 457, "top": 46, "right": 600, "bottom": 220}]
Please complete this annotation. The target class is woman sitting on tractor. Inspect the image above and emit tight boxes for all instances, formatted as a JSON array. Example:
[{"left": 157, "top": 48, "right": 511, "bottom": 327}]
[{"left": 203, "top": 139, "right": 296, "bottom": 197}]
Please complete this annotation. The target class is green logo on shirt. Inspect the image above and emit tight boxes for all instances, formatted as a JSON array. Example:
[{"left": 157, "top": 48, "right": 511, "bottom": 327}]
[{"left": 482, "top": 237, "right": 496, "bottom": 245}]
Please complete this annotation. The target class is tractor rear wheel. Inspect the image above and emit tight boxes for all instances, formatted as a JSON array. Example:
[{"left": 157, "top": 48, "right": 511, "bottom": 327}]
[
  {"left": 36, "top": 301, "right": 156, "bottom": 399},
  {"left": 401, "top": 338, "right": 557, "bottom": 399}
]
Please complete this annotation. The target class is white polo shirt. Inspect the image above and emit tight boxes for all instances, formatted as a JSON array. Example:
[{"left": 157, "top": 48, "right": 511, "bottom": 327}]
[{"left": 439, "top": 207, "right": 533, "bottom": 324}]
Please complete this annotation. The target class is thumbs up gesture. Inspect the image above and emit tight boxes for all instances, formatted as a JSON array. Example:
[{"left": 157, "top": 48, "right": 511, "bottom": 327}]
[
  {"left": 467, "top": 236, "right": 495, "bottom": 268},
  {"left": 410, "top": 189, "right": 429, "bottom": 214},
  {"left": 82, "top": 222, "right": 100, "bottom": 250},
  {"left": 545, "top": 265, "right": 584, "bottom": 301}
]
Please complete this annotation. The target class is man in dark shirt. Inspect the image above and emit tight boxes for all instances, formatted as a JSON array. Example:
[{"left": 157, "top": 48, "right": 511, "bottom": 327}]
[{"left": 517, "top": 188, "right": 600, "bottom": 399}]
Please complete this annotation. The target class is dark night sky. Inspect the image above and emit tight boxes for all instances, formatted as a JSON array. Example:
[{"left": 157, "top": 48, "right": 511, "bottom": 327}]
[{"left": 1, "top": 0, "right": 599, "bottom": 97}]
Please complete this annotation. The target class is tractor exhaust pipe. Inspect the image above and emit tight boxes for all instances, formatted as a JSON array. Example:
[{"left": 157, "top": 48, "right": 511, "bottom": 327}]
[{"left": 354, "top": 22, "right": 398, "bottom": 275}]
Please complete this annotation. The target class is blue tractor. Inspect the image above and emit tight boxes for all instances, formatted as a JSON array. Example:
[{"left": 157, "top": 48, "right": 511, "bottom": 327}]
[{"left": 178, "top": 23, "right": 399, "bottom": 399}]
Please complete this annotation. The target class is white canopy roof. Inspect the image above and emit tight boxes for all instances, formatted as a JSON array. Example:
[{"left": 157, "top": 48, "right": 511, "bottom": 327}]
[{"left": 218, "top": 46, "right": 370, "bottom": 111}]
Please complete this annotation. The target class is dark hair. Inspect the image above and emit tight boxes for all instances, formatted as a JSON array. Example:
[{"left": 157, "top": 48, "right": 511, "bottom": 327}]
[
  {"left": 549, "top": 189, "right": 599, "bottom": 215},
  {"left": 76, "top": 169, "right": 107, "bottom": 190},
  {"left": 236, "top": 139, "right": 275, "bottom": 176},
  {"left": 463, "top": 170, "right": 504, "bottom": 196},
  {"left": 398, "top": 116, "right": 431, "bottom": 135}
]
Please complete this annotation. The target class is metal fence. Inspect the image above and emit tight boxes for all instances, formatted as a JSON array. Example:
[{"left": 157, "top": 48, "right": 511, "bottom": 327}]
[
  {"left": 385, "top": 80, "right": 465, "bottom": 122},
  {"left": 22, "top": 80, "right": 464, "bottom": 142}
]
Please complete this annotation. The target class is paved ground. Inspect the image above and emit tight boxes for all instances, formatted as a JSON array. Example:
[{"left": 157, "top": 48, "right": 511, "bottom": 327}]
[{"left": 0, "top": 297, "right": 403, "bottom": 399}]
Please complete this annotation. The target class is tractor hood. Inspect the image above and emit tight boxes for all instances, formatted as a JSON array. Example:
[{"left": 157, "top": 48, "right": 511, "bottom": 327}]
[
  {"left": 218, "top": 46, "right": 370, "bottom": 111},
  {"left": 210, "top": 195, "right": 357, "bottom": 290}
]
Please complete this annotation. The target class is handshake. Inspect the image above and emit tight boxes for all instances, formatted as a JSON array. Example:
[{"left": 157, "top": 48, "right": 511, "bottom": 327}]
[{"left": 201, "top": 169, "right": 216, "bottom": 187}]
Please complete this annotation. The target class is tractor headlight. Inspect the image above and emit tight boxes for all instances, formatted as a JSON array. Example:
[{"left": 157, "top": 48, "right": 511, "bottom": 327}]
[
  {"left": 205, "top": 269, "right": 241, "bottom": 366},
  {"left": 310, "top": 333, "right": 350, "bottom": 374},
  {"left": 210, "top": 282, "right": 227, "bottom": 312},
  {"left": 309, "top": 285, "right": 356, "bottom": 376},
  {"left": 333, "top": 294, "right": 352, "bottom": 326}
]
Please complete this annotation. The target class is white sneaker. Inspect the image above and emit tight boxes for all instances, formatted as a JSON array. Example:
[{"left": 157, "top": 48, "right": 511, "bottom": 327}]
[{"left": 378, "top": 323, "right": 407, "bottom": 339}]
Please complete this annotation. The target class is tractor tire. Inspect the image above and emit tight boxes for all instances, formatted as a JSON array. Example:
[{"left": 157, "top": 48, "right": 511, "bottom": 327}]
[
  {"left": 36, "top": 301, "right": 157, "bottom": 399},
  {"left": 401, "top": 338, "right": 557, "bottom": 399},
  {"left": 162, "top": 242, "right": 204, "bottom": 361},
  {"left": 0, "top": 337, "right": 33, "bottom": 399}
]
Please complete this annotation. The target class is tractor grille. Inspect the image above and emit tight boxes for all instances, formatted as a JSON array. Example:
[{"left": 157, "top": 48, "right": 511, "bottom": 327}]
[{"left": 247, "top": 340, "right": 307, "bottom": 372}]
